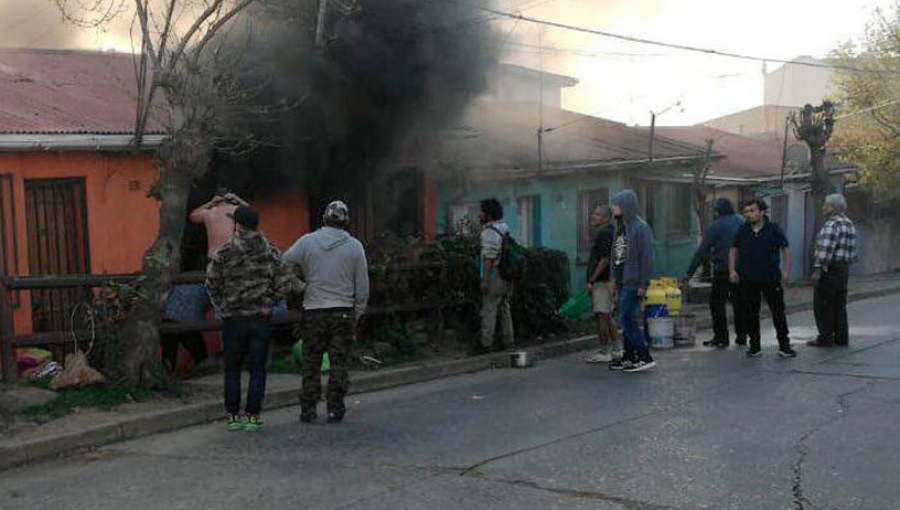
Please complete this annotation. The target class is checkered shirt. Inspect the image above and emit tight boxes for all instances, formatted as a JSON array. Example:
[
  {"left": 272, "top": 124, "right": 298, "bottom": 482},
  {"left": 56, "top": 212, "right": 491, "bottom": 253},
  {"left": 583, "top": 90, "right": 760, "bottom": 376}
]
[{"left": 814, "top": 214, "right": 857, "bottom": 268}]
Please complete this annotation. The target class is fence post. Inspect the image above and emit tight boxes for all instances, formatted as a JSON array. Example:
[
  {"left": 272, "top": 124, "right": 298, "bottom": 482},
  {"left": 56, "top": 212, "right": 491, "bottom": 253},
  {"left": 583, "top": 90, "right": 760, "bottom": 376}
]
[{"left": 0, "top": 277, "right": 17, "bottom": 383}]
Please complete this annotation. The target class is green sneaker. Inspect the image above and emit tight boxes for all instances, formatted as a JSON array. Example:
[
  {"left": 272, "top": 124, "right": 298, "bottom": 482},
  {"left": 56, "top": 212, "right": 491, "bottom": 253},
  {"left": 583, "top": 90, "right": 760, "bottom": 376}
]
[
  {"left": 226, "top": 415, "right": 244, "bottom": 432},
  {"left": 243, "top": 414, "right": 264, "bottom": 432}
]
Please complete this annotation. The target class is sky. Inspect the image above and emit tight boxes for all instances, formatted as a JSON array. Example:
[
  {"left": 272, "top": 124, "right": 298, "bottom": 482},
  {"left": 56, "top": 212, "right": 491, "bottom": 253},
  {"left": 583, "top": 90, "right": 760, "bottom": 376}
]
[{"left": 0, "top": 0, "right": 895, "bottom": 126}]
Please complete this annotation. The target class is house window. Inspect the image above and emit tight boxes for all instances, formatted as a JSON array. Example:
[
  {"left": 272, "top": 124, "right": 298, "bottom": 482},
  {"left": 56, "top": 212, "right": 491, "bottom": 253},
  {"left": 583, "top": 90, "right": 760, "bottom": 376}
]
[
  {"left": 626, "top": 179, "right": 657, "bottom": 231},
  {"left": 448, "top": 202, "right": 480, "bottom": 235},
  {"left": 666, "top": 183, "right": 692, "bottom": 236},
  {"left": 577, "top": 188, "right": 609, "bottom": 255},
  {"left": 516, "top": 196, "right": 540, "bottom": 248}
]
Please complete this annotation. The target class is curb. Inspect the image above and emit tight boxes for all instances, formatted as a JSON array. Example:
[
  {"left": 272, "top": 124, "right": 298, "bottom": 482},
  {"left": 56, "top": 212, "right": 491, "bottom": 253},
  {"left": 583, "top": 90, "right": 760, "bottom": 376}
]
[
  {"left": 2, "top": 285, "right": 898, "bottom": 472},
  {"left": 691, "top": 285, "right": 900, "bottom": 331},
  {"left": 0, "top": 337, "right": 595, "bottom": 472}
]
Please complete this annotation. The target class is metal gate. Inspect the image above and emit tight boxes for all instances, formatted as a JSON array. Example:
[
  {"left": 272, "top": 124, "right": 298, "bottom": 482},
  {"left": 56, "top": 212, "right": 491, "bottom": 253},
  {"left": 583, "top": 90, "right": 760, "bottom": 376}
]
[{"left": 24, "top": 178, "right": 91, "bottom": 334}]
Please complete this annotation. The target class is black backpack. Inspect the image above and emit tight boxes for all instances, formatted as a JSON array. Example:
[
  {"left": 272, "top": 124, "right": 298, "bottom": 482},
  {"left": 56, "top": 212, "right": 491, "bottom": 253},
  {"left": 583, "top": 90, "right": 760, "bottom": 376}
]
[{"left": 489, "top": 226, "right": 527, "bottom": 281}]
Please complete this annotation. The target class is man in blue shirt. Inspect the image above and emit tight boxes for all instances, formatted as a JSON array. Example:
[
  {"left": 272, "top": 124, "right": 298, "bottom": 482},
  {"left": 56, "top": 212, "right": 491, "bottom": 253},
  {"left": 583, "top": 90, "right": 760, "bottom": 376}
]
[
  {"left": 684, "top": 198, "right": 746, "bottom": 348},
  {"left": 729, "top": 199, "right": 796, "bottom": 358}
]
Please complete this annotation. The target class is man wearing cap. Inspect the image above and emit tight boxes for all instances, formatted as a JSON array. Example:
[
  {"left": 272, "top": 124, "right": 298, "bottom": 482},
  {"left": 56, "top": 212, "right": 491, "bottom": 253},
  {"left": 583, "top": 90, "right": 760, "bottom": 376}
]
[
  {"left": 206, "top": 206, "right": 302, "bottom": 432},
  {"left": 283, "top": 201, "right": 370, "bottom": 424}
]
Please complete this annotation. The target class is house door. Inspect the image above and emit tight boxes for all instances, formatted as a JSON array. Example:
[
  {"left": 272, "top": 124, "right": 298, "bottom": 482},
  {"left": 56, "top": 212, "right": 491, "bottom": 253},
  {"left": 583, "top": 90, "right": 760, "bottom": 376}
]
[{"left": 24, "top": 178, "right": 91, "bottom": 333}]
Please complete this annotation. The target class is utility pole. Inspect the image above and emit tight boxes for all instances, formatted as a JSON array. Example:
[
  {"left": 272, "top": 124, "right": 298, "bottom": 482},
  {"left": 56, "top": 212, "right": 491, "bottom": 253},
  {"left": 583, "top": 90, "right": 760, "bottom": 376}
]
[
  {"left": 779, "top": 115, "right": 790, "bottom": 190},
  {"left": 315, "top": 0, "right": 328, "bottom": 49}
]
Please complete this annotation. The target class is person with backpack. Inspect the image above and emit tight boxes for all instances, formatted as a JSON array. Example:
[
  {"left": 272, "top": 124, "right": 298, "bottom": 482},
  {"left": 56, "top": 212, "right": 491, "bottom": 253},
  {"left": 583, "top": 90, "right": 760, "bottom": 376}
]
[{"left": 478, "top": 198, "right": 516, "bottom": 353}]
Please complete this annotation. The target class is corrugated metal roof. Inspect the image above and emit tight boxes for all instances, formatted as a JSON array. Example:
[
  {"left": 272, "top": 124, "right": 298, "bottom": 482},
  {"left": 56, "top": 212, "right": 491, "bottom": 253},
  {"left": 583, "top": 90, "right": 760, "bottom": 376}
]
[
  {"left": 436, "top": 101, "right": 707, "bottom": 180},
  {"left": 0, "top": 48, "right": 167, "bottom": 136},
  {"left": 655, "top": 126, "right": 784, "bottom": 179}
]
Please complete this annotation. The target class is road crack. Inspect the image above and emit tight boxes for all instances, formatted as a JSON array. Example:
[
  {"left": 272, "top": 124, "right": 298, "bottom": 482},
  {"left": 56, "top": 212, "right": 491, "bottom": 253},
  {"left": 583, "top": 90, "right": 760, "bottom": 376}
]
[
  {"left": 791, "top": 381, "right": 878, "bottom": 510},
  {"left": 461, "top": 468, "right": 677, "bottom": 510}
]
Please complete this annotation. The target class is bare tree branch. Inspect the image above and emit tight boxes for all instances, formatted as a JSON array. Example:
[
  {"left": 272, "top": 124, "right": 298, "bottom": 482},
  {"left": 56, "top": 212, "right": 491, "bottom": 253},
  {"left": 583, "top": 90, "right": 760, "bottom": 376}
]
[
  {"left": 191, "top": 0, "right": 257, "bottom": 66},
  {"left": 169, "top": 0, "right": 226, "bottom": 70}
]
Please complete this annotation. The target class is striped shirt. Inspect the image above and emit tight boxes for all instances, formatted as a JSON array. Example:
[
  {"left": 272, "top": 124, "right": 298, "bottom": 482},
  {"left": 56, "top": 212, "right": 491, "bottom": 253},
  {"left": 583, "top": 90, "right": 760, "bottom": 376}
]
[{"left": 814, "top": 214, "right": 857, "bottom": 268}]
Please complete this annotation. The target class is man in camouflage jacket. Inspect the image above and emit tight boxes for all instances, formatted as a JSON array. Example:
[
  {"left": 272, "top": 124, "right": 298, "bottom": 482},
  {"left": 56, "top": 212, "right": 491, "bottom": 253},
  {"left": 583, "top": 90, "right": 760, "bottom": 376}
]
[{"left": 206, "top": 206, "right": 303, "bottom": 431}]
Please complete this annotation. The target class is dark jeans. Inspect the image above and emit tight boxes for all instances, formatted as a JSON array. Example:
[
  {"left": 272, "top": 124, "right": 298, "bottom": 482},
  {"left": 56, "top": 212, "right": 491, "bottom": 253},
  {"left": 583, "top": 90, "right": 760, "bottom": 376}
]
[
  {"left": 710, "top": 272, "right": 747, "bottom": 344},
  {"left": 739, "top": 281, "right": 790, "bottom": 351},
  {"left": 618, "top": 285, "right": 652, "bottom": 363},
  {"left": 223, "top": 317, "right": 272, "bottom": 416},
  {"left": 161, "top": 320, "right": 208, "bottom": 370},
  {"left": 814, "top": 263, "right": 849, "bottom": 346}
]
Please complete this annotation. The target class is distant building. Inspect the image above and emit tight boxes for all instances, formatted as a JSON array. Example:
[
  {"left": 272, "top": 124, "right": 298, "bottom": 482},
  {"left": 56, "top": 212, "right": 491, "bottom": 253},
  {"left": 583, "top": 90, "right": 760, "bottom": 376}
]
[{"left": 483, "top": 63, "right": 578, "bottom": 109}]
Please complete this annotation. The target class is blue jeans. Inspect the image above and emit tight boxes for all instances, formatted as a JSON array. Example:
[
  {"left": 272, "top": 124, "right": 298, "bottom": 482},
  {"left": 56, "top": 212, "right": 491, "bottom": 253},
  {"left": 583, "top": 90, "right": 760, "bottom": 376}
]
[
  {"left": 223, "top": 318, "right": 272, "bottom": 416},
  {"left": 618, "top": 286, "right": 653, "bottom": 363}
]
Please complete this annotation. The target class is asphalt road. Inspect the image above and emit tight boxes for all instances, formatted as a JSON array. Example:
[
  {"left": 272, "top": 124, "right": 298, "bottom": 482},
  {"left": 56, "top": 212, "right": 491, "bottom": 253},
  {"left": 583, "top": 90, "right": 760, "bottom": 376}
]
[{"left": 3, "top": 295, "right": 900, "bottom": 510}]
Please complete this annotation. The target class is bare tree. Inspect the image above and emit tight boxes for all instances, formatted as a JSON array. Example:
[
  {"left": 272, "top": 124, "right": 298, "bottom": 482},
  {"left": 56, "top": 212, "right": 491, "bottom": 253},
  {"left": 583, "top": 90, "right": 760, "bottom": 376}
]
[{"left": 51, "top": 0, "right": 270, "bottom": 384}]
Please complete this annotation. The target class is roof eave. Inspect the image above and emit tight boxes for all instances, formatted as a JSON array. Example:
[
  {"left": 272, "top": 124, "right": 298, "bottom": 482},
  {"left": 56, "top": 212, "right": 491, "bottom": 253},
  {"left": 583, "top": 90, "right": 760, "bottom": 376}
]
[{"left": 0, "top": 134, "right": 167, "bottom": 151}]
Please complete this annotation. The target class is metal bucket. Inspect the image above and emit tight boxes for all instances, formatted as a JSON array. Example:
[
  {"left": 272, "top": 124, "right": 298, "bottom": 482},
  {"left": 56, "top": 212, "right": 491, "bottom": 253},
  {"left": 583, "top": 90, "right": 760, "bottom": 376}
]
[
  {"left": 674, "top": 314, "right": 697, "bottom": 347},
  {"left": 647, "top": 318, "right": 675, "bottom": 350},
  {"left": 510, "top": 351, "right": 531, "bottom": 368}
]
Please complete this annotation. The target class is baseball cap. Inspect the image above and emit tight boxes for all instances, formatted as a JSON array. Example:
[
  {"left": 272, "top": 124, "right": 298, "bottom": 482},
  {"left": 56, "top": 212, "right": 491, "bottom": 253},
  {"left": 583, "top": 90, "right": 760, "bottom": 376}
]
[{"left": 323, "top": 201, "right": 349, "bottom": 225}]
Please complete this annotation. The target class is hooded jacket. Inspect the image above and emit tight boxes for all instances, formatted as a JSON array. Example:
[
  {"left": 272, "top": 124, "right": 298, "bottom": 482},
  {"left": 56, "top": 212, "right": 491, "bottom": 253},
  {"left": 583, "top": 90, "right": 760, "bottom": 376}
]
[
  {"left": 283, "top": 226, "right": 370, "bottom": 318},
  {"left": 612, "top": 190, "right": 654, "bottom": 288},
  {"left": 686, "top": 198, "right": 743, "bottom": 276},
  {"left": 206, "top": 230, "right": 302, "bottom": 319}
]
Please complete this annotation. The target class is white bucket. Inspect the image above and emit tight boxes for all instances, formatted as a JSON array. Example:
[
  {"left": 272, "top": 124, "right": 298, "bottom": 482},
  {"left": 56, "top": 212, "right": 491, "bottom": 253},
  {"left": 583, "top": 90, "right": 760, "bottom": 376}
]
[{"left": 647, "top": 318, "right": 675, "bottom": 350}]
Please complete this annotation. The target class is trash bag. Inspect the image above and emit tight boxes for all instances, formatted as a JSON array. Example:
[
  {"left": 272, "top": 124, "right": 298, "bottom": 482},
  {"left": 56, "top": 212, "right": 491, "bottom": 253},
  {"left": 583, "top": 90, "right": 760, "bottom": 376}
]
[
  {"left": 50, "top": 351, "right": 105, "bottom": 390},
  {"left": 291, "top": 340, "right": 330, "bottom": 373}
]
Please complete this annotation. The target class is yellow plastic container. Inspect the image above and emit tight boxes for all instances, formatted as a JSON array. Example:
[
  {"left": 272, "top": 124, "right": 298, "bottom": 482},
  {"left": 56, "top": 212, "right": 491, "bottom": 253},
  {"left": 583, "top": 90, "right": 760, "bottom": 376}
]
[
  {"left": 659, "top": 277, "right": 683, "bottom": 316},
  {"left": 643, "top": 280, "right": 668, "bottom": 318}
]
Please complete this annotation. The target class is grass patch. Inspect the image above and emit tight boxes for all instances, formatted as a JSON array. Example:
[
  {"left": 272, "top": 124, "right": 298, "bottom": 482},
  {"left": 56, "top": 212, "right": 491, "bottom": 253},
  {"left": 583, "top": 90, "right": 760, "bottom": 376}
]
[{"left": 20, "top": 384, "right": 151, "bottom": 420}]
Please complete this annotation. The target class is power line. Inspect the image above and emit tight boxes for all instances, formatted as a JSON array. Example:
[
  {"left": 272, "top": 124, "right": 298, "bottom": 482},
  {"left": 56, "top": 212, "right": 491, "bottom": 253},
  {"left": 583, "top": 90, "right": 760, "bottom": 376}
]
[
  {"left": 835, "top": 97, "right": 900, "bottom": 119},
  {"left": 480, "top": 8, "right": 900, "bottom": 75}
]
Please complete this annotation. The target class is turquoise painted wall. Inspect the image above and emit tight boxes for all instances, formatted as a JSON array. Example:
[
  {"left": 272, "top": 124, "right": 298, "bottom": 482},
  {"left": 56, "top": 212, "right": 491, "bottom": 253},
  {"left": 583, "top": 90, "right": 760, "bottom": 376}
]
[{"left": 437, "top": 170, "right": 700, "bottom": 297}]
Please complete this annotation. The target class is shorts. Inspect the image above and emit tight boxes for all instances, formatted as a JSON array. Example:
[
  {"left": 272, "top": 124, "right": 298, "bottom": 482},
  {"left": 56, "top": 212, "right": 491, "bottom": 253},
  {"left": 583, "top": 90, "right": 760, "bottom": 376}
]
[{"left": 591, "top": 281, "right": 615, "bottom": 314}]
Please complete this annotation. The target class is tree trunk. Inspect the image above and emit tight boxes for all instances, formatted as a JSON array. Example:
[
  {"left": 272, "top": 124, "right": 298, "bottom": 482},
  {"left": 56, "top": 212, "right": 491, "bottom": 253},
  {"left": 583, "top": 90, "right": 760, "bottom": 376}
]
[
  {"left": 115, "top": 135, "right": 210, "bottom": 386},
  {"left": 810, "top": 147, "right": 830, "bottom": 268}
]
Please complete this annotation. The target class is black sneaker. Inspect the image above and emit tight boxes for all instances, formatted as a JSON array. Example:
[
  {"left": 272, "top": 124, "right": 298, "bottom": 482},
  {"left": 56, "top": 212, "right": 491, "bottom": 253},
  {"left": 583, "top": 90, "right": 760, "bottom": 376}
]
[
  {"left": 746, "top": 348, "right": 762, "bottom": 358},
  {"left": 608, "top": 359, "right": 629, "bottom": 371},
  {"left": 623, "top": 360, "right": 656, "bottom": 373},
  {"left": 735, "top": 338, "right": 748, "bottom": 346},
  {"left": 806, "top": 339, "right": 833, "bottom": 347},
  {"left": 778, "top": 348, "right": 798, "bottom": 358},
  {"left": 300, "top": 411, "right": 317, "bottom": 423},
  {"left": 326, "top": 412, "right": 344, "bottom": 424},
  {"left": 702, "top": 338, "right": 721, "bottom": 347}
]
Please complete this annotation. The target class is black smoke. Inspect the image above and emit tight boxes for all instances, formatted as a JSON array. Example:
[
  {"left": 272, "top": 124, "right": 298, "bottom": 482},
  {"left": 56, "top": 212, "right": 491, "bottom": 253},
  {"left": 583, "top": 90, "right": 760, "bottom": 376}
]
[{"left": 199, "top": 0, "right": 500, "bottom": 233}]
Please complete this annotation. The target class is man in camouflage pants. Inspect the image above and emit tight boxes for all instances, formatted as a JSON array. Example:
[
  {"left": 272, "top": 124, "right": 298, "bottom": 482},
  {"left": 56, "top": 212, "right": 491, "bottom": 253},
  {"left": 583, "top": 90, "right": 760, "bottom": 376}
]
[{"left": 283, "top": 201, "right": 369, "bottom": 424}]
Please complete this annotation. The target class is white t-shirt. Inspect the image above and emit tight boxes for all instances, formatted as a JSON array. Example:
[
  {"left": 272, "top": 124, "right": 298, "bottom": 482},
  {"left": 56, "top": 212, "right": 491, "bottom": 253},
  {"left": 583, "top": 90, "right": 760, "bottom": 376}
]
[{"left": 480, "top": 221, "right": 510, "bottom": 259}]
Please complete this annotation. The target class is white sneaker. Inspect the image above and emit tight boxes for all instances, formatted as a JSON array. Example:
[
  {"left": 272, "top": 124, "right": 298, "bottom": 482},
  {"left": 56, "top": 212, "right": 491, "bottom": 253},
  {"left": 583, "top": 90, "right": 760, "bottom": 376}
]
[{"left": 585, "top": 352, "right": 612, "bottom": 364}]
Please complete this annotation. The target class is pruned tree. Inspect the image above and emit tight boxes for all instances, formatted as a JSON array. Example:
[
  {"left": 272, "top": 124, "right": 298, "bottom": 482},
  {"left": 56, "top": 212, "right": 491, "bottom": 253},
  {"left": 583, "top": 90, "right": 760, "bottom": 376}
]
[
  {"left": 689, "top": 138, "right": 715, "bottom": 278},
  {"left": 790, "top": 101, "right": 836, "bottom": 235},
  {"left": 50, "top": 0, "right": 276, "bottom": 385}
]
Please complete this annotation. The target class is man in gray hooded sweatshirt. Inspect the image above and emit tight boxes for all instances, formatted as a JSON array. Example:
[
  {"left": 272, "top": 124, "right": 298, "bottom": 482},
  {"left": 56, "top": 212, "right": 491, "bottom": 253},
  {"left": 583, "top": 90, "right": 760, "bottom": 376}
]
[
  {"left": 283, "top": 201, "right": 370, "bottom": 424},
  {"left": 609, "top": 189, "right": 656, "bottom": 373}
]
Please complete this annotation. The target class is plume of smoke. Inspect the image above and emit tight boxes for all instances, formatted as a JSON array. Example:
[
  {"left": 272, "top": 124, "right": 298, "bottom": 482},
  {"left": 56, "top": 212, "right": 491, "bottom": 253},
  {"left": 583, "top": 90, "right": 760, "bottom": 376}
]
[{"left": 204, "top": 0, "right": 501, "bottom": 225}]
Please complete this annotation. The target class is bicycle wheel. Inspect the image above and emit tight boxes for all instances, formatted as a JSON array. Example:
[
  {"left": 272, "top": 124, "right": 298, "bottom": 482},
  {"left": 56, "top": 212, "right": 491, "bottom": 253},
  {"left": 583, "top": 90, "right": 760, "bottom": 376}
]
[{"left": 69, "top": 301, "right": 96, "bottom": 356}]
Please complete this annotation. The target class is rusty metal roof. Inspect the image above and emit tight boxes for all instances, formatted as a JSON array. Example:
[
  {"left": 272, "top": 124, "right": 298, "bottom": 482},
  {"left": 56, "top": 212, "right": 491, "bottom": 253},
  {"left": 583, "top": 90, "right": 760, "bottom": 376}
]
[{"left": 0, "top": 48, "right": 167, "bottom": 136}]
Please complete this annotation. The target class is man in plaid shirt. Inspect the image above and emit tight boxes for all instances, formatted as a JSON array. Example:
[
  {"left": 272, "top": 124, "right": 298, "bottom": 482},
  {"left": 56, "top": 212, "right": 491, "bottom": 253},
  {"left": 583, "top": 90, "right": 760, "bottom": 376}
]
[{"left": 808, "top": 194, "right": 858, "bottom": 348}]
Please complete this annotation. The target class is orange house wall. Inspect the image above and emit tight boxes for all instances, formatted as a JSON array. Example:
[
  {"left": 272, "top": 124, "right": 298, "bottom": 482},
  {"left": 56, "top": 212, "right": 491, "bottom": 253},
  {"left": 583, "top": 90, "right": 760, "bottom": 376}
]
[
  {"left": 0, "top": 151, "right": 160, "bottom": 335},
  {"left": 255, "top": 189, "right": 311, "bottom": 251}
]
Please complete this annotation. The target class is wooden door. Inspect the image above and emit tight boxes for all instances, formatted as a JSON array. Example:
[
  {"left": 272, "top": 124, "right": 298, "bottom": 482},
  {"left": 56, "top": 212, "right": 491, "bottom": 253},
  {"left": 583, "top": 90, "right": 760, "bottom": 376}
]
[{"left": 24, "top": 178, "right": 90, "bottom": 333}]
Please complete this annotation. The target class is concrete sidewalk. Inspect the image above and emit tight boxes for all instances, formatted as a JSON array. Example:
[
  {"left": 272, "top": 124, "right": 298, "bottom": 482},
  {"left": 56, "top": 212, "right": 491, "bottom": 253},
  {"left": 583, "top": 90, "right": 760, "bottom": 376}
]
[{"left": 1, "top": 273, "right": 899, "bottom": 472}]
